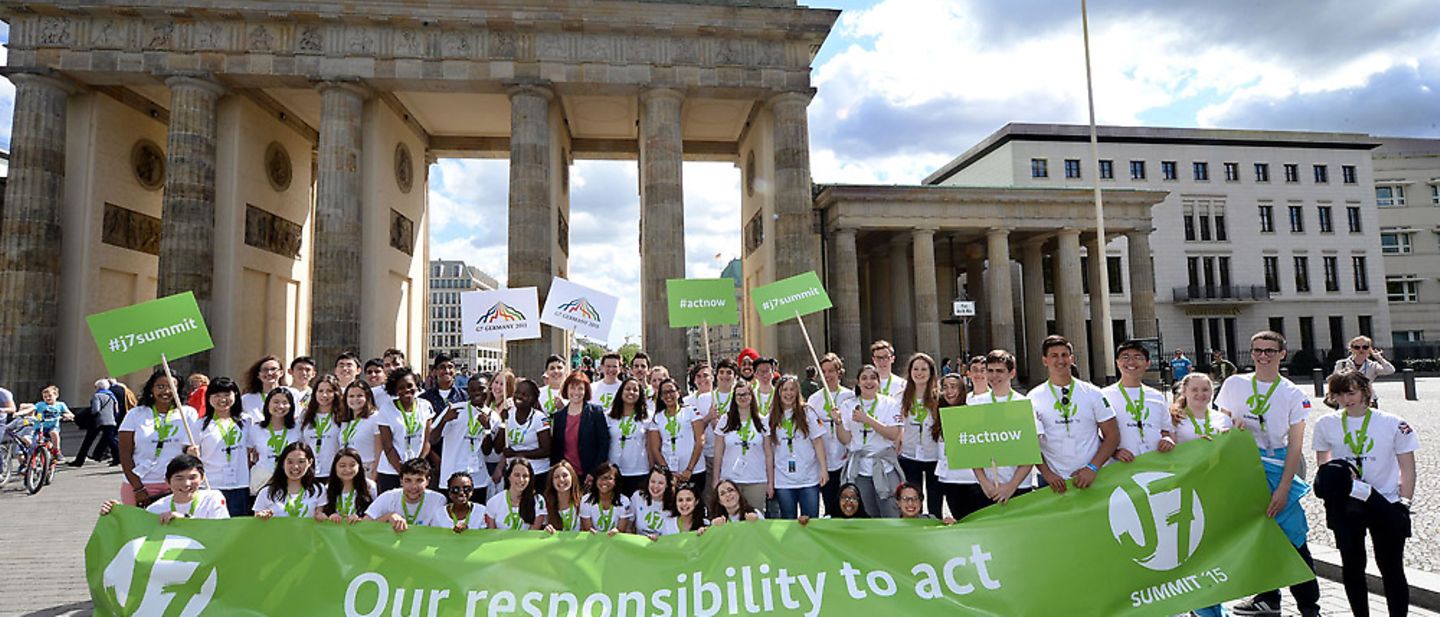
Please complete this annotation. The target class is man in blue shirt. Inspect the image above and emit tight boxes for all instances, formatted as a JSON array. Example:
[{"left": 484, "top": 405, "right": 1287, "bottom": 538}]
[{"left": 1169, "top": 349, "right": 1194, "bottom": 382}]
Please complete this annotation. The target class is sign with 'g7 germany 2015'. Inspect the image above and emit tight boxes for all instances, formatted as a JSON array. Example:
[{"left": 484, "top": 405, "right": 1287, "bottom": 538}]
[
  {"left": 85, "top": 292, "right": 214, "bottom": 376},
  {"left": 85, "top": 432, "right": 1313, "bottom": 616},
  {"left": 540, "top": 277, "right": 620, "bottom": 341},
  {"left": 751, "top": 271, "right": 832, "bottom": 326},
  {"left": 461, "top": 288, "right": 541, "bottom": 344},
  {"left": 666, "top": 278, "right": 738, "bottom": 328},
  {"left": 940, "top": 399, "right": 1044, "bottom": 470}
]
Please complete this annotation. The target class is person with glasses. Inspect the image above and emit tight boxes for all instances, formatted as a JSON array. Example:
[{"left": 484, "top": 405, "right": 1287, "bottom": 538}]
[
  {"left": 240, "top": 355, "right": 293, "bottom": 423},
  {"left": 713, "top": 381, "right": 770, "bottom": 508},
  {"left": 1030, "top": 336, "right": 1119, "bottom": 495},
  {"left": 1332, "top": 335, "right": 1395, "bottom": 385},
  {"left": 1313, "top": 371, "right": 1416, "bottom": 617},
  {"left": 869, "top": 340, "right": 907, "bottom": 398},
  {"left": 441, "top": 471, "right": 483, "bottom": 532},
  {"left": 1218, "top": 331, "right": 1321, "bottom": 617},
  {"left": 838, "top": 364, "right": 905, "bottom": 517},
  {"left": 1103, "top": 341, "right": 1170, "bottom": 464},
  {"left": 895, "top": 483, "right": 955, "bottom": 523}
]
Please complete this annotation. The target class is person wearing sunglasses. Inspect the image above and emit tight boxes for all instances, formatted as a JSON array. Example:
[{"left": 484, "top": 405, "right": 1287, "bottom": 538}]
[
  {"left": 1030, "top": 336, "right": 1119, "bottom": 495},
  {"left": 1331, "top": 336, "right": 1394, "bottom": 397},
  {"left": 1217, "top": 331, "right": 1321, "bottom": 617}
]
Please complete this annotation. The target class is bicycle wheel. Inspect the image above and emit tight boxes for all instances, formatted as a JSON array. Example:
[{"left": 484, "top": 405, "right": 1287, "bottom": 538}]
[
  {"left": 43, "top": 445, "right": 57, "bottom": 486},
  {"left": 24, "top": 446, "right": 49, "bottom": 495}
]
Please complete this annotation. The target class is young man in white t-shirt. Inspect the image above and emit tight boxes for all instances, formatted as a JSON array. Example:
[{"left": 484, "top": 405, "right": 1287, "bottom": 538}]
[
  {"left": 98, "top": 454, "right": 230, "bottom": 522},
  {"left": 538, "top": 354, "right": 569, "bottom": 416},
  {"left": 590, "top": 353, "right": 624, "bottom": 409},
  {"left": 629, "top": 352, "right": 652, "bottom": 399},
  {"left": 964, "top": 355, "right": 990, "bottom": 403},
  {"left": 1029, "top": 335, "right": 1118, "bottom": 495},
  {"left": 1217, "top": 331, "right": 1320, "bottom": 617},
  {"left": 1102, "top": 341, "right": 1170, "bottom": 462},
  {"left": 967, "top": 349, "right": 1037, "bottom": 506},
  {"left": 869, "top": 340, "right": 906, "bottom": 398},
  {"left": 807, "top": 353, "right": 857, "bottom": 515},
  {"left": 365, "top": 458, "right": 448, "bottom": 531},
  {"left": 752, "top": 358, "right": 778, "bottom": 419}
]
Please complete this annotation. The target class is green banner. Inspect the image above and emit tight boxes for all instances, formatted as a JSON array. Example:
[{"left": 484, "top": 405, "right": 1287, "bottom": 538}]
[
  {"left": 751, "top": 271, "right": 833, "bottom": 326},
  {"left": 85, "top": 292, "right": 214, "bottom": 376},
  {"left": 940, "top": 400, "right": 1043, "bottom": 469},
  {"left": 86, "top": 432, "right": 1311, "bottom": 616},
  {"left": 666, "top": 278, "right": 739, "bottom": 328}
]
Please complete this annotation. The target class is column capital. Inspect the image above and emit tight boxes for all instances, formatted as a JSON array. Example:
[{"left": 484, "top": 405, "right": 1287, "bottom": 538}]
[
  {"left": 888, "top": 233, "right": 911, "bottom": 248},
  {"left": 505, "top": 80, "right": 555, "bottom": 101},
  {"left": 911, "top": 227, "right": 938, "bottom": 239},
  {"left": 767, "top": 89, "right": 816, "bottom": 109},
  {"left": 640, "top": 87, "right": 685, "bottom": 103},
  {"left": 834, "top": 226, "right": 859, "bottom": 239},
  {"left": 1056, "top": 227, "right": 1082, "bottom": 238},
  {"left": 160, "top": 71, "right": 226, "bottom": 97},
  {"left": 313, "top": 78, "right": 370, "bottom": 100},
  {"left": 986, "top": 226, "right": 1013, "bottom": 238},
  {"left": 1126, "top": 225, "right": 1155, "bottom": 236},
  {"left": 1, "top": 67, "right": 82, "bottom": 95}
]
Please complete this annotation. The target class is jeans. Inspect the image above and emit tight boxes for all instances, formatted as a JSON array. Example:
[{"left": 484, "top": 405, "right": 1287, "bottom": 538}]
[
  {"left": 774, "top": 485, "right": 821, "bottom": 519},
  {"left": 220, "top": 487, "right": 252, "bottom": 517},
  {"left": 74, "top": 425, "right": 118, "bottom": 464}
]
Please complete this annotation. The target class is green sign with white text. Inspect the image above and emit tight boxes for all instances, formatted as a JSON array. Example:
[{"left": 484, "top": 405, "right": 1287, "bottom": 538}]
[
  {"left": 751, "top": 271, "right": 833, "bottom": 326},
  {"left": 85, "top": 292, "right": 214, "bottom": 376},
  {"left": 86, "top": 432, "right": 1312, "bottom": 616},
  {"left": 940, "top": 400, "right": 1044, "bottom": 470},
  {"left": 666, "top": 278, "right": 739, "bottom": 327}
]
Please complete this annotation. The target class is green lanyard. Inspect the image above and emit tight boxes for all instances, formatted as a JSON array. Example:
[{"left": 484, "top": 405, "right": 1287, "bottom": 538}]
[
  {"left": 314, "top": 412, "right": 332, "bottom": 441},
  {"left": 559, "top": 504, "right": 578, "bottom": 531},
  {"left": 337, "top": 490, "right": 356, "bottom": 516},
  {"left": 544, "top": 389, "right": 560, "bottom": 414},
  {"left": 618, "top": 415, "right": 638, "bottom": 446},
  {"left": 1046, "top": 381, "right": 1076, "bottom": 433},
  {"left": 465, "top": 403, "right": 486, "bottom": 440},
  {"left": 664, "top": 410, "right": 682, "bottom": 450},
  {"left": 1187, "top": 408, "right": 1213, "bottom": 438},
  {"left": 715, "top": 390, "right": 734, "bottom": 413},
  {"left": 267, "top": 426, "right": 289, "bottom": 460},
  {"left": 881, "top": 375, "right": 896, "bottom": 397},
  {"left": 502, "top": 492, "right": 524, "bottom": 530},
  {"left": 757, "top": 391, "right": 775, "bottom": 416},
  {"left": 402, "top": 493, "right": 425, "bottom": 525},
  {"left": 170, "top": 495, "right": 198, "bottom": 517},
  {"left": 736, "top": 417, "right": 756, "bottom": 455},
  {"left": 1342, "top": 408, "right": 1374, "bottom": 475},
  {"left": 397, "top": 401, "right": 421, "bottom": 447},
  {"left": 1247, "top": 377, "right": 1282, "bottom": 431},
  {"left": 153, "top": 408, "right": 178, "bottom": 455},
  {"left": 781, "top": 414, "right": 797, "bottom": 453},
  {"left": 283, "top": 492, "right": 308, "bottom": 518},
  {"left": 910, "top": 400, "right": 929, "bottom": 428},
  {"left": 595, "top": 502, "right": 615, "bottom": 531},
  {"left": 217, "top": 418, "right": 241, "bottom": 462},
  {"left": 1118, "top": 386, "right": 1148, "bottom": 439},
  {"left": 447, "top": 503, "right": 471, "bottom": 528},
  {"left": 340, "top": 418, "right": 360, "bottom": 448},
  {"left": 860, "top": 398, "right": 878, "bottom": 444}
]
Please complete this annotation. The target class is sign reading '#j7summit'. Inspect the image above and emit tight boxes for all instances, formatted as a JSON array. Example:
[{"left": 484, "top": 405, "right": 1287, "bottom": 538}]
[
  {"left": 85, "top": 292, "right": 215, "bottom": 376},
  {"left": 540, "top": 277, "right": 620, "bottom": 341},
  {"left": 666, "top": 278, "right": 739, "bottom": 328},
  {"left": 460, "top": 288, "right": 541, "bottom": 344},
  {"left": 751, "top": 271, "right": 833, "bottom": 326}
]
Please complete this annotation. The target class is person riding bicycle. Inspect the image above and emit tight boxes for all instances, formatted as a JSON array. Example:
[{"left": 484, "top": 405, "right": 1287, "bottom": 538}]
[{"left": 23, "top": 386, "right": 74, "bottom": 455}]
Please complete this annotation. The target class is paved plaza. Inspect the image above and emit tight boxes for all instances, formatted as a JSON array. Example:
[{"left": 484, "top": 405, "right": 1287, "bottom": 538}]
[{"left": 2, "top": 378, "right": 1435, "bottom": 616}]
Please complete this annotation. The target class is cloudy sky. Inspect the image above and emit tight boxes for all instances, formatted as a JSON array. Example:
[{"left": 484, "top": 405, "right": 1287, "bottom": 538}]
[{"left": 3, "top": 1, "right": 1438, "bottom": 347}]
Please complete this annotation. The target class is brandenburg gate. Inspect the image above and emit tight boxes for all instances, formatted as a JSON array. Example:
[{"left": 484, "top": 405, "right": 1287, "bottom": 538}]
[{"left": 0, "top": 0, "right": 839, "bottom": 396}]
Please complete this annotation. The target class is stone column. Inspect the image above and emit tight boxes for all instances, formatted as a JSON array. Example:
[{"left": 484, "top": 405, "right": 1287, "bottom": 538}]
[
  {"left": 912, "top": 228, "right": 940, "bottom": 357},
  {"left": 639, "top": 88, "right": 686, "bottom": 373},
  {"left": 310, "top": 80, "right": 368, "bottom": 368},
  {"left": 832, "top": 228, "right": 863, "bottom": 366},
  {"left": 868, "top": 248, "right": 892, "bottom": 355},
  {"left": 155, "top": 74, "right": 225, "bottom": 376},
  {"left": 0, "top": 71, "right": 73, "bottom": 396},
  {"left": 889, "top": 234, "right": 915, "bottom": 357},
  {"left": 965, "top": 248, "right": 987, "bottom": 355},
  {"left": 1055, "top": 229, "right": 1089, "bottom": 379},
  {"left": 1086, "top": 233, "right": 1114, "bottom": 382},
  {"left": 935, "top": 240, "right": 960, "bottom": 364},
  {"left": 770, "top": 91, "right": 820, "bottom": 374},
  {"left": 1126, "top": 228, "right": 1158, "bottom": 338},
  {"left": 507, "top": 83, "right": 556, "bottom": 376},
  {"left": 986, "top": 228, "right": 1016, "bottom": 355},
  {"left": 1021, "top": 238, "right": 1048, "bottom": 382}
]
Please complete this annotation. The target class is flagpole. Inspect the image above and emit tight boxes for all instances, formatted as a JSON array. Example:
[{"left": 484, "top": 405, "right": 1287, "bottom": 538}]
[{"left": 1081, "top": 0, "right": 1116, "bottom": 383}]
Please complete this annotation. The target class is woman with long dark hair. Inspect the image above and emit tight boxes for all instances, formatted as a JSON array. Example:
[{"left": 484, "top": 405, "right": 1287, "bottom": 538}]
[
  {"left": 581, "top": 462, "right": 633, "bottom": 534},
  {"left": 485, "top": 458, "right": 546, "bottom": 531},
  {"left": 712, "top": 380, "right": 768, "bottom": 508},
  {"left": 318, "top": 447, "right": 375, "bottom": 523},
  {"left": 301, "top": 374, "right": 342, "bottom": 480},
  {"left": 118, "top": 369, "right": 199, "bottom": 505},
  {"left": 197, "top": 377, "right": 250, "bottom": 516},
  {"left": 376, "top": 367, "right": 434, "bottom": 494},
  {"left": 240, "top": 355, "right": 289, "bottom": 422},
  {"left": 336, "top": 380, "right": 382, "bottom": 482},
  {"left": 245, "top": 387, "right": 302, "bottom": 494},
  {"left": 607, "top": 377, "right": 654, "bottom": 496},
  {"left": 253, "top": 441, "right": 325, "bottom": 519},
  {"left": 898, "top": 353, "right": 942, "bottom": 516}
]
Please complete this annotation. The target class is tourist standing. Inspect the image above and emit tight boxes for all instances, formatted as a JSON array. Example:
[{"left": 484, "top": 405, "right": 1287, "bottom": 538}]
[{"left": 71, "top": 379, "right": 119, "bottom": 467}]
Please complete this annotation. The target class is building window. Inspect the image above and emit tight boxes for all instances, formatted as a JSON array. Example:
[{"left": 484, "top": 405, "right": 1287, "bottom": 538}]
[
  {"left": 1129, "top": 160, "right": 1146, "bottom": 180},
  {"left": 1293, "top": 255, "right": 1311, "bottom": 292},
  {"left": 1283, "top": 163, "right": 1299, "bottom": 183},
  {"left": 1346, "top": 206, "right": 1362, "bottom": 233},
  {"left": 1329, "top": 315, "right": 1346, "bottom": 355},
  {"left": 1215, "top": 213, "right": 1228, "bottom": 241},
  {"left": 1255, "top": 163, "right": 1270, "bottom": 182},
  {"left": 1313, "top": 164, "right": 1329, "bottom": 184},
  {"left": 1064, "top": 159, "right": 1082, "bottom": 179},
  {"left": 1183, "top": 211, "right": 1196, "bottom": 241},
  {"left": 1199, "top": 213, "right": 1212, "bottom": 241},
  {"left": 1299, "top": 317, "right": 1316, "bottom": 357},
  {"left": 1107, "top": 256, "right": 1124, "bottom": 293},
  {"left": 1224, "top": 162, "right": 1240, "bottom": 182},
  {"left": 1193, "top": 162, "right": 1209, "bottom": 181},
  {"left": 1323, "top": 256, "right": 1340, "bottom": 292},
  {"left": 1162, "top": 161, "right": 1178, "bottom": 180},
  {"left": 1317, "top": 206, "right": 1334, "bottom": 233},
  {"left": 1358, "top": 315, "right": 1373, "bottom": 338},
  {"left": 1352, "top": 256, "right": 1369, "bottom": 292},
  {"left": 1394, "top": 330, "right": 1423, "bottom": 345},
  {"left": 1432, "top": 184, "right": 1439, "bottom": 205},
  {"left": 1263, "top": 256, "right": 1281, "bottom": 293},
  {"left": 1387, "top": 276, "right": 1421, "bottom": 303},
  {"left": 1031, "top": 158, "right": 1049, "bottom": 178},
  {"left": 1342, "top": 165, "right": 1357, "bottom": 184},
  {"left": 1258, "top": 205, "right": 1275, "bottom": 233},
  {"left": 1288, "top": 205, "right": 1304, "bottom": 233},
  {"left": 1380, "top": 232, "right": 1412, "bottom": 254},
  {"left": 1099, "top": 159, "right": 1114, "bottom": 179},
  {"left": 1269, "top": 316, "right": 1286, "bottom": 336},
  {"left": 1376, "top": 186, "right": 1405, "bottom": 207}
]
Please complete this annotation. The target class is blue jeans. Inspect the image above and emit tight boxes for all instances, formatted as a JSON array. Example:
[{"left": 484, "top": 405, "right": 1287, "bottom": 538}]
[{"left": 774, "top": 485, "right": 820, "bottom": 519}]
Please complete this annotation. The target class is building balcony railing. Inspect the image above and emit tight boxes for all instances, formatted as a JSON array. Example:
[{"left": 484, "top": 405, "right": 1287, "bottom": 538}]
[{"left": 1171, "top": 285, "right": 1271, "bottom": 303}]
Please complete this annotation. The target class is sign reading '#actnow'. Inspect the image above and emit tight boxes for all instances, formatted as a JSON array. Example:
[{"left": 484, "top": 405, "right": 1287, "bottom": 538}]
[
  {"left": 86, "top": 292, "right": 215, "bottom": 376},
  {"left": 540, "top": 277, "right": 620, "bottom": 340},
  {"left": 461, "top": 288, "right": 541, "bottom": 344},
  {"left": 666, "top": 278, "right": 738, "bottom": 328},
  {"left": 940, "top": 399, "right": 1043, "bottom": 470},
  {"left": 751, "top": 271, "right": 833, "bottom": 326}
]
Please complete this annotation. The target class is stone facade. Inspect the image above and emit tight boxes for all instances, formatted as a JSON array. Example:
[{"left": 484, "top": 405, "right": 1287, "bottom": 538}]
[{"left": 1372, "top": 138, "right": 1440, "bottom": 353}]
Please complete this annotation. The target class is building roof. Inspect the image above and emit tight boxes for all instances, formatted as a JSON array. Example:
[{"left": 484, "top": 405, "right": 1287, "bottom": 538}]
[
  {"left": 1374, "top": 137, "right": 1440, "bottom": 157},
  {"left": 924, "top": 122, "right": 1382, "bottom": 186}
]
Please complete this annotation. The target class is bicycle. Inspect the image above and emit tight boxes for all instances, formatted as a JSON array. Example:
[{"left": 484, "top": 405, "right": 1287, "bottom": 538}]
[{"left": 0, "top": 418, "right": 27, "bottom": 487}]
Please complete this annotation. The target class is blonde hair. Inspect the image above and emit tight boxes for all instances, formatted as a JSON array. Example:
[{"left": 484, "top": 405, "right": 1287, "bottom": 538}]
[
  {"left": 41, "top": 385, "right": 59, "bottom": 397},
  {"left": 1168, "top": 373, "right": 1214, "bottom": 424}
]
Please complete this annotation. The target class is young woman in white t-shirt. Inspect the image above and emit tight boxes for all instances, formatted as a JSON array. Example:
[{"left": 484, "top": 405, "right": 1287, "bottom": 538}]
[
  {"left": 606, "top": 377, "right": 654, "bottom": 497},
  {"left": 543, "top": 461, "right": 584, "bottom": 533},
  {"left": 581, "top": 462, "right": 633, "bottom": 535},
  {"left": 631, "top": 465, "right": 677, "bottom": 538},
  {"left": 501, "top": 379, "right": 552, "bottom": 487},
  {"left": 118, "top": 369, "right": 201, "bottom": 506},
  {"left": 240, "top": 355, "right": 289, "bottom": 423},
  {"left": 657, "top": 483, "right": 709, "bottom": 537},
  {"left": 897, "top": 354, "right": 942, "bottom": 516},
  {"left": 442, "top": 471, "right": 484, "bottom": 533},
  {"left": 1163, "top": 374, "right": 1228, "bottom": 446},
  {"left": 246, "top": 387, "right": 302, "bottom": 492},
  {"left": 253, "top": 442, "right": 325, "bottom": 519},
  {"left": 765, "top": 376, "right": 827, "bottom": 519},
  {"left": 712, "top": 381, "right": 768, "bottom": 508},
  {"left": 376, "top": 368, "right": 434, "bottom": 495},
  {"left": 840, "top": 364, "right": 904, "bottom": 519},
  {"left": 336, "top": 381, "right": 382, "bottom": 482},
  {"left": 301, "top": 375, "right": 342, "bottom": 480},
  {"left": 317, "top": 448, "right": 375, "bottom": 523},
  {"left": 710, "top": 478, "right": 763, "bottom": 524},
  {"left": 649, "top": 379, "right": 706, "bottom": 490},
  {"left": 485, "top": 458, "right": 546, "bottom": 531},
  {"left": 99, "top": 454, "right": 229, "bottom": 522},
  {"left": 197, "top": 377, "right": 250, "bottom": 517}
]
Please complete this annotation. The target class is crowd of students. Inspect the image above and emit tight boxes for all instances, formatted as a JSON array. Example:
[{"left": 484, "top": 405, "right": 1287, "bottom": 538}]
[{"left": 93, "top": 332, "right": 1417, "bottom": 617}]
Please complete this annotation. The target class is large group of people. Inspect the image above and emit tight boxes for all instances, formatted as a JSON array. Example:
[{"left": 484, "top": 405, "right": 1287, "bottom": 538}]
[{"left": 69, "top": 331, "right": 1417, "bottom": 617}]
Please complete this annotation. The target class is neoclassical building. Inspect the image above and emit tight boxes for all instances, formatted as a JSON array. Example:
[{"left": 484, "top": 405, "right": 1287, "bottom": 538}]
[{"left": 0, "top": 0, "right": 839, "bottom": 397}]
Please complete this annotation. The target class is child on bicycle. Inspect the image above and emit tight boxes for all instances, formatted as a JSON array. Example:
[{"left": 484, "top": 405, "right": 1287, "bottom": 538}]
[
  {"left": 29, "top": 386, "right": 73, "bottom": 454},
  {"left": 99, "top": 454, "right": 230, "bottom": 522}
]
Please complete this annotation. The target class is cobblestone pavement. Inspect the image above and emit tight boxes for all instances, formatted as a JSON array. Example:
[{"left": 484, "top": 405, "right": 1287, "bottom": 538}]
[{"left": 3, "top": 381, "right": 1438, "bottom": 617}]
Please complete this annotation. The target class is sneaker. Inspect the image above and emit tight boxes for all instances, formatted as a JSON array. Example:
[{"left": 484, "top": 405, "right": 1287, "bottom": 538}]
[
  {"left": 67, "top": 460, "right": 84, "bottom": 468},
  {"left": 1229, "top": 599, "right": 1280, "bottom": 617}
]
